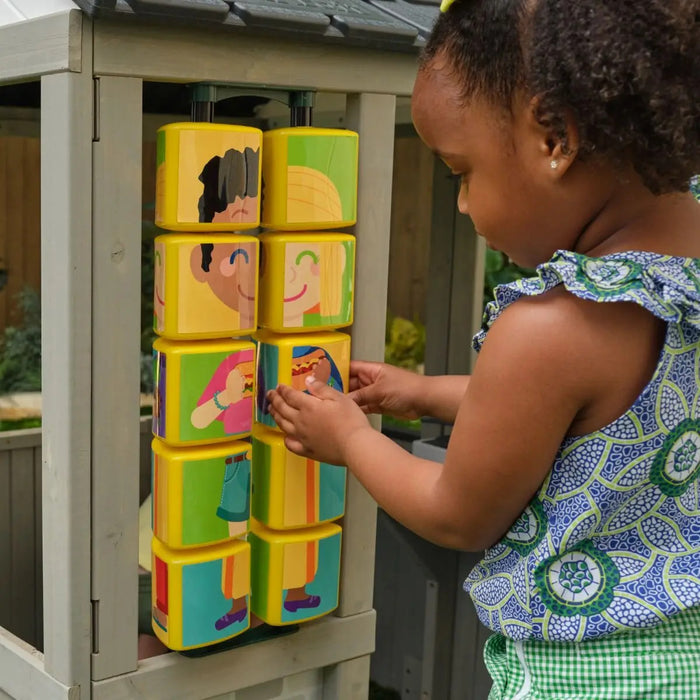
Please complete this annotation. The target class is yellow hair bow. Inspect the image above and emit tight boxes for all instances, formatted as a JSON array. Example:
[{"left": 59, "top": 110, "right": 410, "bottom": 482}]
[{"left": 440, "top": 0, "right": 457, "bottom": 11}]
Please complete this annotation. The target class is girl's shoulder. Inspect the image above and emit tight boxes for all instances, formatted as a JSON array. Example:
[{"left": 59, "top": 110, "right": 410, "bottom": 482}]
[{"left": 474, "top": 249, "right": 700, "bottom": 352}]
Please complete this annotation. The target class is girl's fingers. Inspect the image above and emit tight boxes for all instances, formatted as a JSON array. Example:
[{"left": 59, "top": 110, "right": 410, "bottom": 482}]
[
  {"left": 284, "top": 436, "right": 306, "bottom": 456},
  {"left": 348, "top": 376, "right": 362, "bottom": 392},
  {"left": 270, "top": 411, "right": 297, "bottom": 436},
  {"left": 267, "top": 389, "right": 299, "bottom": 421},
  {"left": 275, "top": 383, "right": 313, "bottom": 409}
]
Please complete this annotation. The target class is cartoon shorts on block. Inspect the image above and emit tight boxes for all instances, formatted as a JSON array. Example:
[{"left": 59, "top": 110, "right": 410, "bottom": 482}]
[
  {"left": 261, "top": 127, "right": 358, "bottom": 230},
  {"left": 249, "top": 520, "right": 342, "bottom": 625},
  {"left": 155, "top": 122, "right": 262, "bottom": 231},
  {"left": 154, "top": 234, "right": 259, "bottom": 339},
  {"left": 151, "top": 536, "right": 251, "bottom": 650},
  {"left": 254, "top": 330, "right": 350, "bottom": 431},
  {"left": 152, "top": 438, "right": 251, "bottom": 549},
  {"left": 153, "top": 337, "right": 255, "bottom": 446},
  {"left": 251, "top": 425, "right": 346, "bottom": 530}
]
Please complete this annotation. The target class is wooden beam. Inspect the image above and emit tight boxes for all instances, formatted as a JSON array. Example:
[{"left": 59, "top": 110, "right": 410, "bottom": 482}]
[
  {"left": 0, "top": 11, "right": 81, "bottom": 83},
  {"left": 93, "top": 22, "right": 417, "bottom": 96},
  {"left": 92, "top": 611, "right": 375, "bottom": 700},
  {"left": 0, "top": 628, "right": 78, "bottom": 700}
]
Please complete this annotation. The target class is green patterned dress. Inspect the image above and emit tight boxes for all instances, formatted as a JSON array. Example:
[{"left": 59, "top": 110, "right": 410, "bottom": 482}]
[{"left": 471, "top": 245, "right": 700, "bottom": 698}]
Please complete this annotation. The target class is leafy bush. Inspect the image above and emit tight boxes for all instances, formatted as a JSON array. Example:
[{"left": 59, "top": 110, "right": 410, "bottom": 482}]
[
  {"left": 0, "top": 287, "right": 41, "bottom": 393},
  {"left": 384, "top": 312, "right": 425, "bottom": 372}
]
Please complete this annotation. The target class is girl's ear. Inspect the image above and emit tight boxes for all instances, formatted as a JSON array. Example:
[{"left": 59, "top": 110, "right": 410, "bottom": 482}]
[{"left": 527, "top": 96, "right": 580, "bottom": 178}]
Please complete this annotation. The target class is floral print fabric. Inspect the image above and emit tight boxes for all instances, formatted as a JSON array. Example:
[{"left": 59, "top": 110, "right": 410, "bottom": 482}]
[{"left": 467, "top": 249, "right": 700, "bottom": 642}]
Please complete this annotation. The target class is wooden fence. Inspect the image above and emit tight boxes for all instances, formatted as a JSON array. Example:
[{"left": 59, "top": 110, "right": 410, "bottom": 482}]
[
  {"left": 0, "top": 419, "right": 153, "bottom": 651},
  {"left": 0, "top": 136, "right": 41, "bottom": 334}
]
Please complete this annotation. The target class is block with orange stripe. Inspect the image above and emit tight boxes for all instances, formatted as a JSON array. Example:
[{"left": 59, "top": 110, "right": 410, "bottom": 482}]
[
  {"left": 151, "top": 536, "right": 251, "bottom": 650},
  {"left": 261, "top": 127, "right": 358, "bottom": 231},
  {"left": 251, "top": 425, "right": 346, "bottom": 529},
  {"left": 257, "top": 232, "right": 355, "bottom": 333},
  {"left": 249, "top": 520, "right": 342, "bottom": 625}
]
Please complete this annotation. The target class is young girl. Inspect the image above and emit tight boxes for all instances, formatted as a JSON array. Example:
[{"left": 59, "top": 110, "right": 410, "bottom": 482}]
[{"left": 267, "top": 1, "right": 700, "bottom": 697}]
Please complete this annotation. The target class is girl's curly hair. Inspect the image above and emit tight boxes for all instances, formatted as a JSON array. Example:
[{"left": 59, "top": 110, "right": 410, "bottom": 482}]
[{"left": 422, "top": 0, "right": 700, "bottom": 194}]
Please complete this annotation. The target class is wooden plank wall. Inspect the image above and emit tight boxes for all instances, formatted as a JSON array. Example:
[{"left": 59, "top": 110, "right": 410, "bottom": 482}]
[
  {"left": 0, "top": 429, "right": 43, "bottom": 651},
  {"left": 0, "top": 136, "right": 41, "bottom": 335},
  {"left": 388, "top": 133, "right": 434, "bottom": 325}
]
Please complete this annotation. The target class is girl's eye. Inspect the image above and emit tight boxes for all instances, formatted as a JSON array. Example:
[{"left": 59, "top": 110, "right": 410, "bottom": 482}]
[{"left": 229, "top": 248, "right": 250, "bottom": 265}]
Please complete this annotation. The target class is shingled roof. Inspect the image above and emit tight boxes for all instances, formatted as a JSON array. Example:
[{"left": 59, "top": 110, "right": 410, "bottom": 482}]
[{"left": 3, "top": 0, "right": 439, "bottom": 52}]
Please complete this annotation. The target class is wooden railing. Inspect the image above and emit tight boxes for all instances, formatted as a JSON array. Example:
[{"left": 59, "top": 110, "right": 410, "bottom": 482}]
[{"left": 0, "top": 418, "right": 153, "bottom": 651}]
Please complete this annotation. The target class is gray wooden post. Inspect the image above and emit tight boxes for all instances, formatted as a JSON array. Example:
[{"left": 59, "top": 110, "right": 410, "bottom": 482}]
[
  {"left": 40, "top": 24, "right": 94, "bottom": 694},
  {"left": 90, "top": 75, "right": 143, "bottom": 681},
  {"left": 324, "top": 92, "right": 396, "bottom": 699}
]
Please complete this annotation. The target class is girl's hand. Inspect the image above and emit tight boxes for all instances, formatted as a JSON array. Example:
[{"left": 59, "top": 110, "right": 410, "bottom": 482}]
[
  {"left": 349, "top": 360, "right": 426, "bottom": 420},
  {"left": 267, "top": 377, "right": 372, "bottom": 465}
]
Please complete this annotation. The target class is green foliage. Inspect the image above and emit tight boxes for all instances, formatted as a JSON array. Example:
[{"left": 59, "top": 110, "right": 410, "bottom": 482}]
[
  {"left": 0, "top": 287, "right": 42, "bottom": 393},
  {"left": 483, "top": 247, "right": 533, "bottom": 307},
  {"left": 384, "top": 312, "right": 425, "bottom": 371},
  {"left": 0, "top": 417, "right": 41, "bottom": 431}
]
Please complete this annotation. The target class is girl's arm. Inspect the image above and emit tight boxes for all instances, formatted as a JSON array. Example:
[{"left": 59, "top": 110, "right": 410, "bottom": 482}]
[
  {"left": 270, "top": 288, "right": 662, "bottom": 551},
  {"left": 349, "top": 360, "right": 469, "bottom": 423}
]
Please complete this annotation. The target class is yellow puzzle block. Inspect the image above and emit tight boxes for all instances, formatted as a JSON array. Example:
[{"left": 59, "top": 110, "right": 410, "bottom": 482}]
[
  {"left": 261, "top": 127, "right": 358, "bottom": 231},
  {"left": 152, "top": 438, "right": 252, "bottom": 549},
  {"left": 258, "top": 232, "right": 355, "bottom": 333},
  {"left": 251, "top": 425, "right": 346, "bottom": 530},
  {"left": 254, "top": 330, "right": 350, "bottom": 430},
  {"left": 155, "top": 122, "right": 262, "bottom": 232},
  {"left": 249, "top": 520, "right": 342, "bottom": 625},
  {"left": 154, "top": 234, "right": 259, "bottom": 339},
  {"left": 153, "top": 337, "right": 255, "bottom": 446},
  {"left": 151, "top": 536, "right": 251, "bottom": 650}
]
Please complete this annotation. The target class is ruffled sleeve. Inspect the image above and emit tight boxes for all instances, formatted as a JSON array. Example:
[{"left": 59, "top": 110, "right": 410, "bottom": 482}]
[{"left": 473, "top": 250, "right": 700, "bottom": 352}]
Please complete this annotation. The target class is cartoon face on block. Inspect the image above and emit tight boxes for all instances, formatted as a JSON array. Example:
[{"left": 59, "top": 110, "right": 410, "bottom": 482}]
[
  {"left": 283, "top": 241, "right": 352, "bottom": 329},
  {"left": 173, "top": 127, "right": 262, "bottom": 228},
  {"left": 189, "top": 241, "right": 257, "bottom": 330},
  {"left": 198, "top": 147, "right": 260, "bottom": 225}
]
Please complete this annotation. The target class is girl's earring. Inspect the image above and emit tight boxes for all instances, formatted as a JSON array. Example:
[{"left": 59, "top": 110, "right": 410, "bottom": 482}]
[{"left": 550, "top": 160, "right": 559, "bottom": 170}]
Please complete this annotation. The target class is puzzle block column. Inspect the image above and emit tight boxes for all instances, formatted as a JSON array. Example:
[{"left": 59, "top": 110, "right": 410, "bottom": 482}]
[
  {"left": 151, "top": 122, "right": 262, "bottom": 650},
  {"left": 251, "top": 126, "right": 358, "bottom": 626}
]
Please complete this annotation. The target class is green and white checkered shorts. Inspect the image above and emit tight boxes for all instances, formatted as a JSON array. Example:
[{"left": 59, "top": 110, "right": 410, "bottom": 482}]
[{"left": 484, "top": 605, "right": 700, "bottom": 699}]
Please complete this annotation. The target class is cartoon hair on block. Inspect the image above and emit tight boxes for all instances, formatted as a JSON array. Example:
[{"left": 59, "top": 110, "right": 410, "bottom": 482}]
[{"left": 198, "top": 147, "right": 260, "bottom": 223}]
